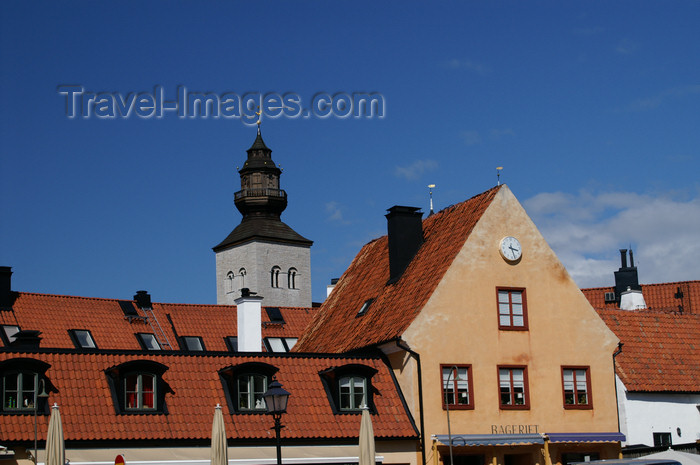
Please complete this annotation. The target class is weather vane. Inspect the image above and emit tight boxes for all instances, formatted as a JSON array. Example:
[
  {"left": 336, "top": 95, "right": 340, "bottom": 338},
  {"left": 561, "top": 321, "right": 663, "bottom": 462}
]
[
  {"left": 255, "top": 106, "right": 262, "bottom": 134},
  {"left": 496, "top": 167, "right": 503, "bottom": 185}
]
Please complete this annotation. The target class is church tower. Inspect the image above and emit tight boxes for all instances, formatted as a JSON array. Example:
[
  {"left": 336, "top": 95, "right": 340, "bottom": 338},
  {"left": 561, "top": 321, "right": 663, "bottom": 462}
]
[{"left": 213, "top": 129, "right": 313, "bottom": 307}]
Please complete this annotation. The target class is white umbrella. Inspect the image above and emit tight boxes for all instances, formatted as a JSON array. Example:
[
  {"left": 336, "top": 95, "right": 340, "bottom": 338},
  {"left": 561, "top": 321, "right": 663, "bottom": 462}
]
[
  {"left": 45, "top": 403, "right": 65, "bottom": 465},
  {"left": 210, "top": 404, "right": 228, "bottom": 465},
  {"left": 635, "top": 450, "right": 700, "bottom": 465},
  {"left": 359, "top": 407, "right": 375, "bottom": 465}
]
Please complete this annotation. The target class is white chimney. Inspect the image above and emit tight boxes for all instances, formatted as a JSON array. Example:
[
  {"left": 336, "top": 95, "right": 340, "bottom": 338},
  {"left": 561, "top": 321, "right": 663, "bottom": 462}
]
[
  {"left": 234, "top": 289, "right": 263, "bottom": 352},
  {"left": 326, "top": 278, "right": 339, "bottom": 298},
  {"left": 620, "top": 287, "right": 647, "bottom": 310}
]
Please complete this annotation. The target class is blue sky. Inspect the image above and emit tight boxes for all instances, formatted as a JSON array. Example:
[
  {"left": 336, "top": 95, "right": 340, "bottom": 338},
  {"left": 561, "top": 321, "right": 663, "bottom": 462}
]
[{"left": 1, "top": 1, "right": 699, "bottom": 304}]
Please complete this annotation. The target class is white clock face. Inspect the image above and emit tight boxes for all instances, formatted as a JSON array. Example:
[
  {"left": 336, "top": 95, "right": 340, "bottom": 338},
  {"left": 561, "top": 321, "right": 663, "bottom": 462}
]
[{"left": 500, "top": 236, "right": 522, "bottom": 262}]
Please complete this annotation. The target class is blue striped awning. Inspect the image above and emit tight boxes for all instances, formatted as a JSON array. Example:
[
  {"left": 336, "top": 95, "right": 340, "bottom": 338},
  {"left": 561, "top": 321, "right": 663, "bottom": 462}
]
[
  {"left": 546, "top": 432, "right": 625, "bottom": 443},
  {"left": 434, "top": 434, "right": 544, "bottom": 447}
]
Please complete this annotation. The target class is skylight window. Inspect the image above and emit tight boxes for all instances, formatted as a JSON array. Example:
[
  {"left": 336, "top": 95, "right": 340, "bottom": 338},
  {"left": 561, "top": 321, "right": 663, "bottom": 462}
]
[
  {"left": 69, "top": 329, "right": 96, "bottom": 349},
  {"left": 265, "top": 307, "right": 284, "bottom": 324},
  {"left": 357, "top": 299, "right": 374, "bottom": 317},
  {"left": 1, "top": 325, "right": 20, "bottom": 345},
  {"left": 182, "top": 336, "right": 205, "bottom": 352},
  {"left": 136, "top": 333, "right": 161, "bottom": 351}
]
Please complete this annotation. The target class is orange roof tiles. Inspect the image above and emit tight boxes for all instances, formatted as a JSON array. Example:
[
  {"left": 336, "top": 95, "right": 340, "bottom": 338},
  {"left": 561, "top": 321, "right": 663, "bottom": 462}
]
[
  {"left": 596, "top": 308, "right": 700, "bottom": 392},
  {"left": 0, "top": 293, "right": 316, "bottom": 351},
  {"left": 582, "top": 281, "right": 700, "bottom": 314},
  {"left": 0, "top": 351, "right": 417, "bottom": 442},
  {"left": 294, "top": 186, "right": 500, "bottom": 353}
]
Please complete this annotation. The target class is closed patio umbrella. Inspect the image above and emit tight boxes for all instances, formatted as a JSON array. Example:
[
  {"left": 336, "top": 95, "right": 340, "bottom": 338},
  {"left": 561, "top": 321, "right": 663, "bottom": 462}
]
[
  {"left": 211, "top": 404, "right": 228, "bottom": 465},
  {"left": 359, "top": 406, "right": 375, "bottom": 465},
  {"left": 45, "top": 403, "right": 64, "bottom": 465}
]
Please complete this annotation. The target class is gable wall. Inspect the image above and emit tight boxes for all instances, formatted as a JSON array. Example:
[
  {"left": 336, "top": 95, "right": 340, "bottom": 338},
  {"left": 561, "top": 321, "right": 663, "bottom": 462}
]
[{"left": 400, "top": 186, "right": 620, "bottom": 438}]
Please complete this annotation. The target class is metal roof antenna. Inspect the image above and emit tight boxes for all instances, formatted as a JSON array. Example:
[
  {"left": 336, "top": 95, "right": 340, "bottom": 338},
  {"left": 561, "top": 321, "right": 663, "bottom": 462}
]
[
  {"left": 428, "top": 184, "right": 436, "bottom": 216},
  {"left": 496, "top": 166, "right": 503, "bottom": 185}
]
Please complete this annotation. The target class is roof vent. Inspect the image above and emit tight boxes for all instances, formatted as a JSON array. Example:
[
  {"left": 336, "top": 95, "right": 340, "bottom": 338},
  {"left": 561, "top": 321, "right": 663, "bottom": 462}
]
[
  {"left": 386, "top": 206, "right": 424, "bottom": 284},
  {"left": 9, "top": 329, "right": 42, "bottom": 349},
  {"left": 620, "top": 287, "right": 647, "bottom": 311}
]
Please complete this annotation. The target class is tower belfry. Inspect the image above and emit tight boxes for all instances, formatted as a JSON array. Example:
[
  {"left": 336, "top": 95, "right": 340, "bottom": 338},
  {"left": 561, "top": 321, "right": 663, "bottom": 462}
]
[{"left": 213, "top": 130, "right": 313, "bottom": 307}]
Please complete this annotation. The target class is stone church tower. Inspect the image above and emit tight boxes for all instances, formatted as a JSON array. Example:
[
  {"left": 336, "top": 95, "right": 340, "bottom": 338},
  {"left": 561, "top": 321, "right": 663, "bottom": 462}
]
[{"left": 213, "top": 129, "right": 313, "bottom": 307}]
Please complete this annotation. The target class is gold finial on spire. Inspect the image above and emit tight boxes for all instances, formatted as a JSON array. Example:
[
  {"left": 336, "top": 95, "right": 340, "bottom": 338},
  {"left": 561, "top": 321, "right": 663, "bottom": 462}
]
[
  {"left": 496, "top": 167, "right": 503, "bottom": 185},
  {"left": 255, "top": 106, "right": 262, "bottom": 134}
]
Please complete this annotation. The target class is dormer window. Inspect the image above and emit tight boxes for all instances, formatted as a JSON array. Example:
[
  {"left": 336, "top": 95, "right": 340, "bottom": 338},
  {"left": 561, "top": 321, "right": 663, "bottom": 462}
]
[
  {"left": 125, "top": 373, "right": 156, "bottom": 410},
  {"left": 105, "top": 360, "right": 172, "bottom": 414},
  {"left": 319, "top": 364, "right": 377, "bottom": 413},
  {"left": 339, "top": 376, "right": 366, "bottom": 410},
  {"left": 219, "top": 362, "right": 278, "bottom": 414},
  {"left": 69, "top": 329, "right": 97, "bottom": 349},
  {"left": 0, "top": 358, "right": 55, "bottom": 414}
]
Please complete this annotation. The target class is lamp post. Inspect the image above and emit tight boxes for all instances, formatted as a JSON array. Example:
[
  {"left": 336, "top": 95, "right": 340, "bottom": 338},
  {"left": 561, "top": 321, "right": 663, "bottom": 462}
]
[
  {"left": 263, "top": 379, "right": 290, "bottom": 465},
  {"left": 33, "top": 378, "right": 49, "bottom": 464}
]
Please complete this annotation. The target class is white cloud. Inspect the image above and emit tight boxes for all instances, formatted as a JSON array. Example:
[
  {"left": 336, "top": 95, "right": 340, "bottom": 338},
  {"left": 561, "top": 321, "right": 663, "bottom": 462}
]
[
  {"left": 523, "top": 190, "right": 700, "bottom": 288},
  {"left": 490, "top": 128, "right": 515, "bottom": 139},
  {"left": 460, "top": 130, "right": 481, "bottom": 146},
  {"left": 325, "top": 201, "right": 350, "bottom": 224},
  {"left": 615, "top": 38, "right": 637, "bottom": 54},
  {"left": 394, "top": 159, "right": 438, "bottom": 181},
  {"left": 445, "top": 58, "right": 491, "bottom": 75},
  {"left": 621, "top": 84, "right": 700, "bottom": 111}
]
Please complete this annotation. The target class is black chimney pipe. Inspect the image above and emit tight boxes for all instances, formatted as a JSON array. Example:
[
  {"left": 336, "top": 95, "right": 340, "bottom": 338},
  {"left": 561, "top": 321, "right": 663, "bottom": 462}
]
[
  {"left": 0, "top": 266, "right": 16, "bottom": 308},
  {"left": 134, "top": 290, "right": 152, "bottom": 309},
  {"left": 619, "top": 249, "right": 628, "bottom": 268},
  {"left": 386, "top": 206, "right": 424, "bottom": 284}
]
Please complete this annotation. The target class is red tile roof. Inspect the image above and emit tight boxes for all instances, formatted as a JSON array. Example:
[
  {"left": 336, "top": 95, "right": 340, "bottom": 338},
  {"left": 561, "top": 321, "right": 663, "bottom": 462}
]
[
  {"left": 582, "top": 281, "right": 700, "bottom": 314},
  {"left": 0, "top": 293, "right": 315, "bottom": 351},
  {"left": 0, "top": 351, "right": 417, "bottom": 442},
  {"left": 294, "top": 186, "right": 500, "bottom": 353},
  {"left": 596, "top": 308, "right": 700, "bottom": 392}
]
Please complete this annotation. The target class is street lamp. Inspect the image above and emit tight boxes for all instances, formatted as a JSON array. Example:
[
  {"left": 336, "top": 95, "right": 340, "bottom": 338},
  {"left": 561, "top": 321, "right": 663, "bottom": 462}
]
[
  {"left": 263, "top": 379, "right": 290, "bottom": 465},
  {"left": 33, "top": 378, "right": 49, "bottom": 464}
]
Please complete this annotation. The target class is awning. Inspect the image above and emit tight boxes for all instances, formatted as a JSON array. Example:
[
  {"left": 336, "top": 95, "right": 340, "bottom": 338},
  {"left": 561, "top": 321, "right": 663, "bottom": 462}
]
[
  {"left": 433, "top": 434, "right": 544, "bottom": 447},
  {"left": 546, "top": 432, "right": 625, "bottom": 443}
]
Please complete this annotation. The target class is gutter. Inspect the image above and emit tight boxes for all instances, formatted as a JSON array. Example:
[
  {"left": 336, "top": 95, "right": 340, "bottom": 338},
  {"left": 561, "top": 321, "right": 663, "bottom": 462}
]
[
  {"left": 613, "top": 341, "right": 624, "bottom": 454},
  {"left": 396, "top": 339, "right": 427, "bottom": 465}
]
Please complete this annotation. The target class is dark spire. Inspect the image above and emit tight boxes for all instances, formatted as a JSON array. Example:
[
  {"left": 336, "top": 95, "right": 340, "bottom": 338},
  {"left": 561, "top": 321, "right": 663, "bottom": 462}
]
[{"left": 213, "top": 130, "right": 312, "bottom": 252}]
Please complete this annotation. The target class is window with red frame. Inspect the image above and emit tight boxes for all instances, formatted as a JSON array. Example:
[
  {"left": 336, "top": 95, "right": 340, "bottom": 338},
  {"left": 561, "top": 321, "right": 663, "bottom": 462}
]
[
  {"left": 497, "top": 288, "right": 528, "bottom": 330},
  {"left": 498, "top": 366, "right": 529, "bottom": 409},
  {"left": 125, "top": 373, "right": 156, "bottom": 410},
  {"left": 441, "top": 365, "right": 474, "bottom": 409},
  {"left": 562, "top": 367, "right": 592, "bottom": 409}
]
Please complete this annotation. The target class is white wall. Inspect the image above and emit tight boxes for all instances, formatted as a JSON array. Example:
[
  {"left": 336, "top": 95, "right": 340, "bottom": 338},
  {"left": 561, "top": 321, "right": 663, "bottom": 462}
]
[{"left": 617, "top": 376, "right": 700, "bottom": 446}]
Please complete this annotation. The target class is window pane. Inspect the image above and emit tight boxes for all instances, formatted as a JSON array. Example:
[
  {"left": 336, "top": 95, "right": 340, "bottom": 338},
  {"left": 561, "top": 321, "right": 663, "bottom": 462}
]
[
  {"left": 75, "top": 330, "right": 95, "bottom": 348},
  {"left": 498, "top": 291, "right": 509, "bottom": 303},
  {"left": 511, "top": 292, "right": 522, "bottom": 304},
  {"left": 184, "top": 337, "right": 203, "bottom": 351},
  {"left": 2, "top": 325, "right": 20, "bottom": 343},
  {"left": 142, "top": 375, "right": 155, "bottom": 409},
  {"left": 267, "top": 338, "right": 286, "bottom": 352},
  {"left": 499, "top": 315, "right": 511, "bottom": 326},
  {"left": 284, "top": 338, "right": 297, "bottom": 350}
]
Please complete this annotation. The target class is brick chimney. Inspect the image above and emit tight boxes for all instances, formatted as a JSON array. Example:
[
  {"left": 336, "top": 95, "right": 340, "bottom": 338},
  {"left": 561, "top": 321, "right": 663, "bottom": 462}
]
[
  {"left": 386, "top": 206, "right": 424, "bottom": 284},
  {"left": 234, "top": 288, "right": 263, "bottom": 352}
]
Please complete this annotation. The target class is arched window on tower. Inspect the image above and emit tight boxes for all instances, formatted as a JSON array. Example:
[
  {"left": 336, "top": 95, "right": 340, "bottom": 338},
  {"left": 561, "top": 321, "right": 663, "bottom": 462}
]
[
  {"left": 226, "top": 271, "right": 234, "bottom": 293},
  {"left": 288, "top": 268, "right": 297, "bottom": 289},
  {"left": 239, "top": 268, "right": 246, "bottom": 289},
  {"left": 270, "top": 266, "right": 281, "bottom": 288}
]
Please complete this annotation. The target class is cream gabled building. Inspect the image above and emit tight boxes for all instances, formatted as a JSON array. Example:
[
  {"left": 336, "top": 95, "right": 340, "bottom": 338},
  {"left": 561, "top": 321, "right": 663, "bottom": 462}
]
[{"left": 296, "top": 185, "right": 624, "bottom": 465}]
